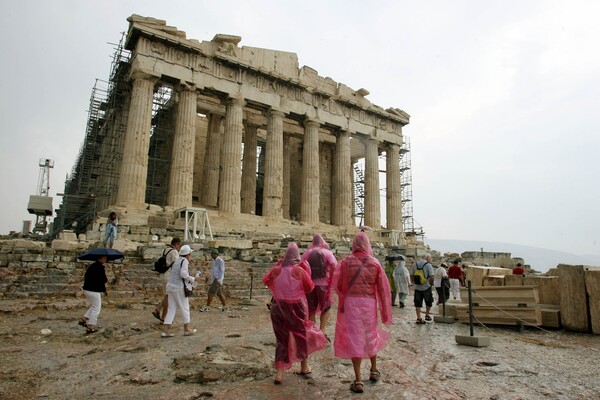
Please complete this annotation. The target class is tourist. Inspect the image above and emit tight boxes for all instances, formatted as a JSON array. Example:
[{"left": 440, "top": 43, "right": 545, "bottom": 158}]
[
  {"left": 385, "top": 257, "right": 398, "bottom": 306},
  {"left": 152, "top": 238, "right": 181, "bottom": 322},
  {"left": 393, "top": 255, "right": 411, "bottom": 308},
  {"left": 200, "top": 249, "right": 227, "bottom": 312},
  {"left": 447, "top": 260, "right": 462, "bottom": 300},
  {"left": 513, "top": 262, "right": 525, "bottom": 275},
  {"left": 79, "top": 255, "right": 108, "bottom": 334},
  {"left": 161, "top": 245, "right": 198, "bottom": 337},
  {"left": 434, "top": 263, "right": 450, "bottom": 304},
  {"left": 333, "top": 231, "right": 392, "bottom": 394},
  {"left": 102, "top": 212, "right": 118, "bottom": 248},
  {"left": 262, "top": 242, "right": 328, "bottom": 385},
  {"left": 301, "top": 233, "right": 337, "bottom": 339},
  {"left": 413, "top": 253, "right": 434, "bottom": 324}
]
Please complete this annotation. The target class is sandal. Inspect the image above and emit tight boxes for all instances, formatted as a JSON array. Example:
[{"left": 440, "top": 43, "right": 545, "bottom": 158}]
[
  {"left": 416, "top": 318, "right": 426, "bottom": 324},
  {"left": 369, "top": 370, "right": 381, "bottom": 382},
  {"left": 78, "top": 318, "right": 88, "bottom": 327},
  {"left": 350, "top": 380, "right": 364, "bottom": 393},
  {"left": 425, "top": 315, "right": 432, "bottom": 321},
  {"left": 297, "top": 368, "right": 312, "bottom": 376},
  {"left": 86, "top": 327, "right": 98, "bottom": 334}
]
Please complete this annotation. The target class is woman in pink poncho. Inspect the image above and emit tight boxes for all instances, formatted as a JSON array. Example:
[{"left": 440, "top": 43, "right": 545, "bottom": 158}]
[
  {"left": 262, "top": 242, "right": 328, "bottom": 384},
  {"left": 301, "top": 233, "right": 338, "bottom": 336},
  {"left": 333, "top": 231, "right": 393, "bottom": 393}
]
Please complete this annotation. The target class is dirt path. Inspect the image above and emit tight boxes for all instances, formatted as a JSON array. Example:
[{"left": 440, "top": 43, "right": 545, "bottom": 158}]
[{"left": 1, "top": 296, "right": 599, "bottom": 399}]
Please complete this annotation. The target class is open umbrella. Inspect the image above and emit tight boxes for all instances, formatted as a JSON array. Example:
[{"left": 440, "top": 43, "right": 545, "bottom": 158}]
[{"left": 78, "top": 248, "right": 124, "bottom": 261}]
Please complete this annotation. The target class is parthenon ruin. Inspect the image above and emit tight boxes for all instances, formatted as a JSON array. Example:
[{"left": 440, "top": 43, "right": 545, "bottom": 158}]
[{"left": 55, "top": 15, "right": 412, "bottom": 246}]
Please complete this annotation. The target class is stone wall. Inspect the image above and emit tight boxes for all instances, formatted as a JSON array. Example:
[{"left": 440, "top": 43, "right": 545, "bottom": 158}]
[{"left": 2, "top": 238, "right": 401, "bottom": 301}]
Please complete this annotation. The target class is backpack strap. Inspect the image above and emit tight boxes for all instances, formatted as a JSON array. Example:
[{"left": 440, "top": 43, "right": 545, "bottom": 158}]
[{"left": 164, "top": 248, "right": 176, "bottom": 267}]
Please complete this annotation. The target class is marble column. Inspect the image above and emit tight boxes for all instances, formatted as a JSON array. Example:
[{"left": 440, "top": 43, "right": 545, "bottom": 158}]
[
  {"left": 333, "top": 130, "right": 352, "bottom": 226},
  {"left": 282, "top": 135, "right": 291, "bottom": 219},
  {"left": 301, "top": 119, "right": 320, "bottom": 223},
  {"left": 386, "top": 143, "right": 403, "bottom": 230},
  {"left": 167, "top": 85, "right": 197, "bottom": 208},
  {"left": 263, "top": 110, "right": 284, "bottom": 217},
  {"left": 219, "top": 97, "right": 245, "bottom": 214},
  {"left": 201, "top": 114, "right": 223, "bottom": 207},
  {"left": 364, "top": 137, "right": 381, "bottom": 229},
  {"left": 116, "top": 71, "right": 156, "bottom": 206},
  {"left": 241, "top": 123, "right": 258, "bottom": 214}
]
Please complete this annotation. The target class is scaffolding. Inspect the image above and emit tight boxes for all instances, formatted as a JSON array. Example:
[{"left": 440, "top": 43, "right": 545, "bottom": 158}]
[
  {"left": 353, "top": 136, "right": 423, "bottom": 236},
  {"left": 352, "top": 162, "right": 365, "bottom": 226},
  {"left": 399, "top": 137, "right": 423, "bottom": 236},
  {"left": 52, "top": 33, "right": 131, "bottom": 236}
]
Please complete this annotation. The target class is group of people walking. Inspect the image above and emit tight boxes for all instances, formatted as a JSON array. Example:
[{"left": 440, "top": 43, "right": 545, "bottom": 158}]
[
  {"left": 263, "top": 232, "right": 392, "bottom": 393},
  {"left": 82, "top": 230, "right": 462, "bottom": 394}
]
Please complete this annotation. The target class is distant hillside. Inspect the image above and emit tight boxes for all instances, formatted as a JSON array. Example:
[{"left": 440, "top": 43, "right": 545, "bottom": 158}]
[{"left": 425, "top": 239, "right": 600, "bottom": 273}]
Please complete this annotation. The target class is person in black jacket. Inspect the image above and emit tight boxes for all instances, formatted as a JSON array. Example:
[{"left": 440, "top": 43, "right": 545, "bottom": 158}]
[{"left": 79, "top": 255, "right": 108, "bottom": 333}]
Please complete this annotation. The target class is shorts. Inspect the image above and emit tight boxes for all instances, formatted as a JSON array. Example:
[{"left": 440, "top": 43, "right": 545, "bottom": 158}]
[
  {"left": 414, "top": 287, "right": 434, "bottom": 308},
  {"left": 306, "top": 284, "right": 332, "bottom": 314},
  {"left": 208, "top": 280, "right": 222, "bottom": 296}
]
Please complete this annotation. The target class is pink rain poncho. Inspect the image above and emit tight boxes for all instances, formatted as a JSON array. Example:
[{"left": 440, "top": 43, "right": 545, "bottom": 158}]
[
  {"left": 301, "top": 233, "right": 338, "bottom": 313},
  {"left": 333, "top": 231, "right": 393, "bottom": 359},
  {"left": 262, "top": 243, "right": 329, "bottom": 370}
]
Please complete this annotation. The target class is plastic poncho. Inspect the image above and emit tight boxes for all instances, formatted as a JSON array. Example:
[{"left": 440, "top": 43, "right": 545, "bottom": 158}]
[
  {"left": 333, "top": 232, "right": 392, "bottom": 359},
  {"left": 301, "top": 233, "right": 338, "bottom": 313},
  {"left": 262, "top": 243, "right": 328, "bottom": 370},
  {"left": 393, "top": 260, "right": 410, "bottom": 295}
]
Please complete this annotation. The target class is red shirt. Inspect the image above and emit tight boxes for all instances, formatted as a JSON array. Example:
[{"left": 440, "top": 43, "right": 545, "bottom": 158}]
[
  {"left": 512, "top": 267, "right": 525, "bottom": 275},
  {"left": 448, "top": 265, "right": 462, "bottom": 279}
]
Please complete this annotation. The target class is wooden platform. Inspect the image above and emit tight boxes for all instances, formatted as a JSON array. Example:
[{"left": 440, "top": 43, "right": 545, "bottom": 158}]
[{"left": 460, "top": 285, "right": 539, "bottom": 306}]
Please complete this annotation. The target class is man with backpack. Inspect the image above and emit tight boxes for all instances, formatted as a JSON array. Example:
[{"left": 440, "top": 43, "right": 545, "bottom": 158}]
[
  {"left": 301, "top": 233, "right": 338, "bottom": 340},
  {"left": 153, "top": 238, "right": 181, "bottom": 322},
  {"left": 413, "top": 253, "right": 434, "bottom": 324}
]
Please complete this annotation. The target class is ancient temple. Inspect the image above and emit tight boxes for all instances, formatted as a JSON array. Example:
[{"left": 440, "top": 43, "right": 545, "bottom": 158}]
[{"left": 55, "top": 15, "right": 411, "bottom": 245}]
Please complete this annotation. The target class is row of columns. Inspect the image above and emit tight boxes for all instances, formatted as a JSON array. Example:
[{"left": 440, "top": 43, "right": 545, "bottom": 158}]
[{"left": 115, "top": 73, "right": 403, "bottom": 229}]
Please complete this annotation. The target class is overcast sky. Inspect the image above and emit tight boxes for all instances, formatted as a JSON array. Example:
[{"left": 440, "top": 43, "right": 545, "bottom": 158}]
[{"left": 1, "top": 0, "right": 598, "bottom": 258}]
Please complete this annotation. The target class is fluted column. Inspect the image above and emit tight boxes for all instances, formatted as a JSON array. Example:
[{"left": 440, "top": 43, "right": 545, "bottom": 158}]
[
  {"left": 167, "top": 85, "right": 197, "bottom": 208},
  {"left": 386, "top": 143, "right": 403, "bottom": 230},
  {"left": 201, "top": 114, "right": 223, "bottom": 207},
  {"left": 301, "top": 119, "right": 320, "bottom": 223},
  {"left": 364, "top": 137, "right": 381, "bottom": 229},
  {"left": 241, "top": 124, "right": 257, "bottom": 214},
  {"left": 333, "top": 130, "right": 352, "bottom": 226},
  {"left": 282, "top": 135, "right": 291, "bottom": 219},
  {"left": 116, "top": 72, "right": 156, "bottom": 206},
  {"left": 219, "top": 97, "right": 245, "bottom": 214},
  {"left": 263, "top": 110, "right": 285, "bottom": 217}
]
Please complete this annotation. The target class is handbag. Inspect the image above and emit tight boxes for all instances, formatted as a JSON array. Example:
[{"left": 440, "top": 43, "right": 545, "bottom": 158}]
[{"left": 183, "top": 279, "right": 193, "bottom": 297}]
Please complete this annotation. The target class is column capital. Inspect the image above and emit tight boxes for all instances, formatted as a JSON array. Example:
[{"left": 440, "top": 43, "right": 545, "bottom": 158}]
[
  {"left": 227, "top": 96, "right": 246, "bottom": 107},
  {"left": 303, "top": 118, "right": 320, "bottom": 128},
  {"left": 176, "top": 81, "right": 197, "bottom": 93},
  {"left": 386, "top": 141, "right": 400, "bottom": 152},
  {"left": 129, "top": 70, "right": 159, "bottom": 83},
  {"left": 268, "top": 109, "right": 286, "bottom": 118}
]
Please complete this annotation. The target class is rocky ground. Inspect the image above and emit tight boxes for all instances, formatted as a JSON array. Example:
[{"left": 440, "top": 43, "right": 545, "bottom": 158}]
[{"left": 1, "top": 295, "right": 599, "bottom": 400}]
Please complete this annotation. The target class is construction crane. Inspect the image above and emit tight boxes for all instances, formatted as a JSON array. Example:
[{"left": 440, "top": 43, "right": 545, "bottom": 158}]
[{"left": 27, "top": 158, "right": 54, "bottom": 234}]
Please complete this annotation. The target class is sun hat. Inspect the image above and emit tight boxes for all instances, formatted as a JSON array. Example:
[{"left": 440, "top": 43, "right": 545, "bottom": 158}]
[{"left": 179, "top": 245, "right": 193, "bottom": 256}]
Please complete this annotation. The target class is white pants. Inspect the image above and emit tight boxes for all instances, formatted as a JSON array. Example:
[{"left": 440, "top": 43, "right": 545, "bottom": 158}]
[
  {"left": 164, "top": 283, "right": 191, "bottom": 325},
  {"left": 449, "top": 279, "right": 461, "bottom": 299},
  {"left": 83, "top": 290, "right": 102, "bottom": 325}
]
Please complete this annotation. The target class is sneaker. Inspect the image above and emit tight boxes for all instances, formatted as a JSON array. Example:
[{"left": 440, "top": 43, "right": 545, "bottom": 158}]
[
  {"left": 161, "top": 332, "right": 175, "bottom": 338},
  {"left": 199, "top": 306, "right": 210, "bottom": 312},
  {"left": 399, "top": 302, "right": 405, "bottom": 308},
  {"left": 221, "top": 307, "right": 230, "bottom": 312},
  {"left": 183, "top": 329, "right": 197, "bottom": 336}
]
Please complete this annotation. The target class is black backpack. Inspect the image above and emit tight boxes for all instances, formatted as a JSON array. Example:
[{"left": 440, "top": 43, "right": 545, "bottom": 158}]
[
  {"left": 306, "top": 249, "right": 327, "bottom": 280},
  {"left": 153, "top": 248, "right": 175, "bottom": 273}
]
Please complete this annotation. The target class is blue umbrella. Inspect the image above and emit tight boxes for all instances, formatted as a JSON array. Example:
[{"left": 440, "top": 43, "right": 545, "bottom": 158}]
[{"left": 78, "top": 248, "right": 124, "bottom": 261}]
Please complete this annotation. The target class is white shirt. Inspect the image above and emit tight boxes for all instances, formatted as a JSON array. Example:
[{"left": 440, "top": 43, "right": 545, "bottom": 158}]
[{"left": 434, "top": 266, "right": 448, "bottom": 288}]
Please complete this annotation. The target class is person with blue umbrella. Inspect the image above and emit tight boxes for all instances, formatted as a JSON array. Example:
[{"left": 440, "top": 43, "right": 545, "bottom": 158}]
[{"left": 77, "top": 248, "right": 123, "bottom": 333}]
